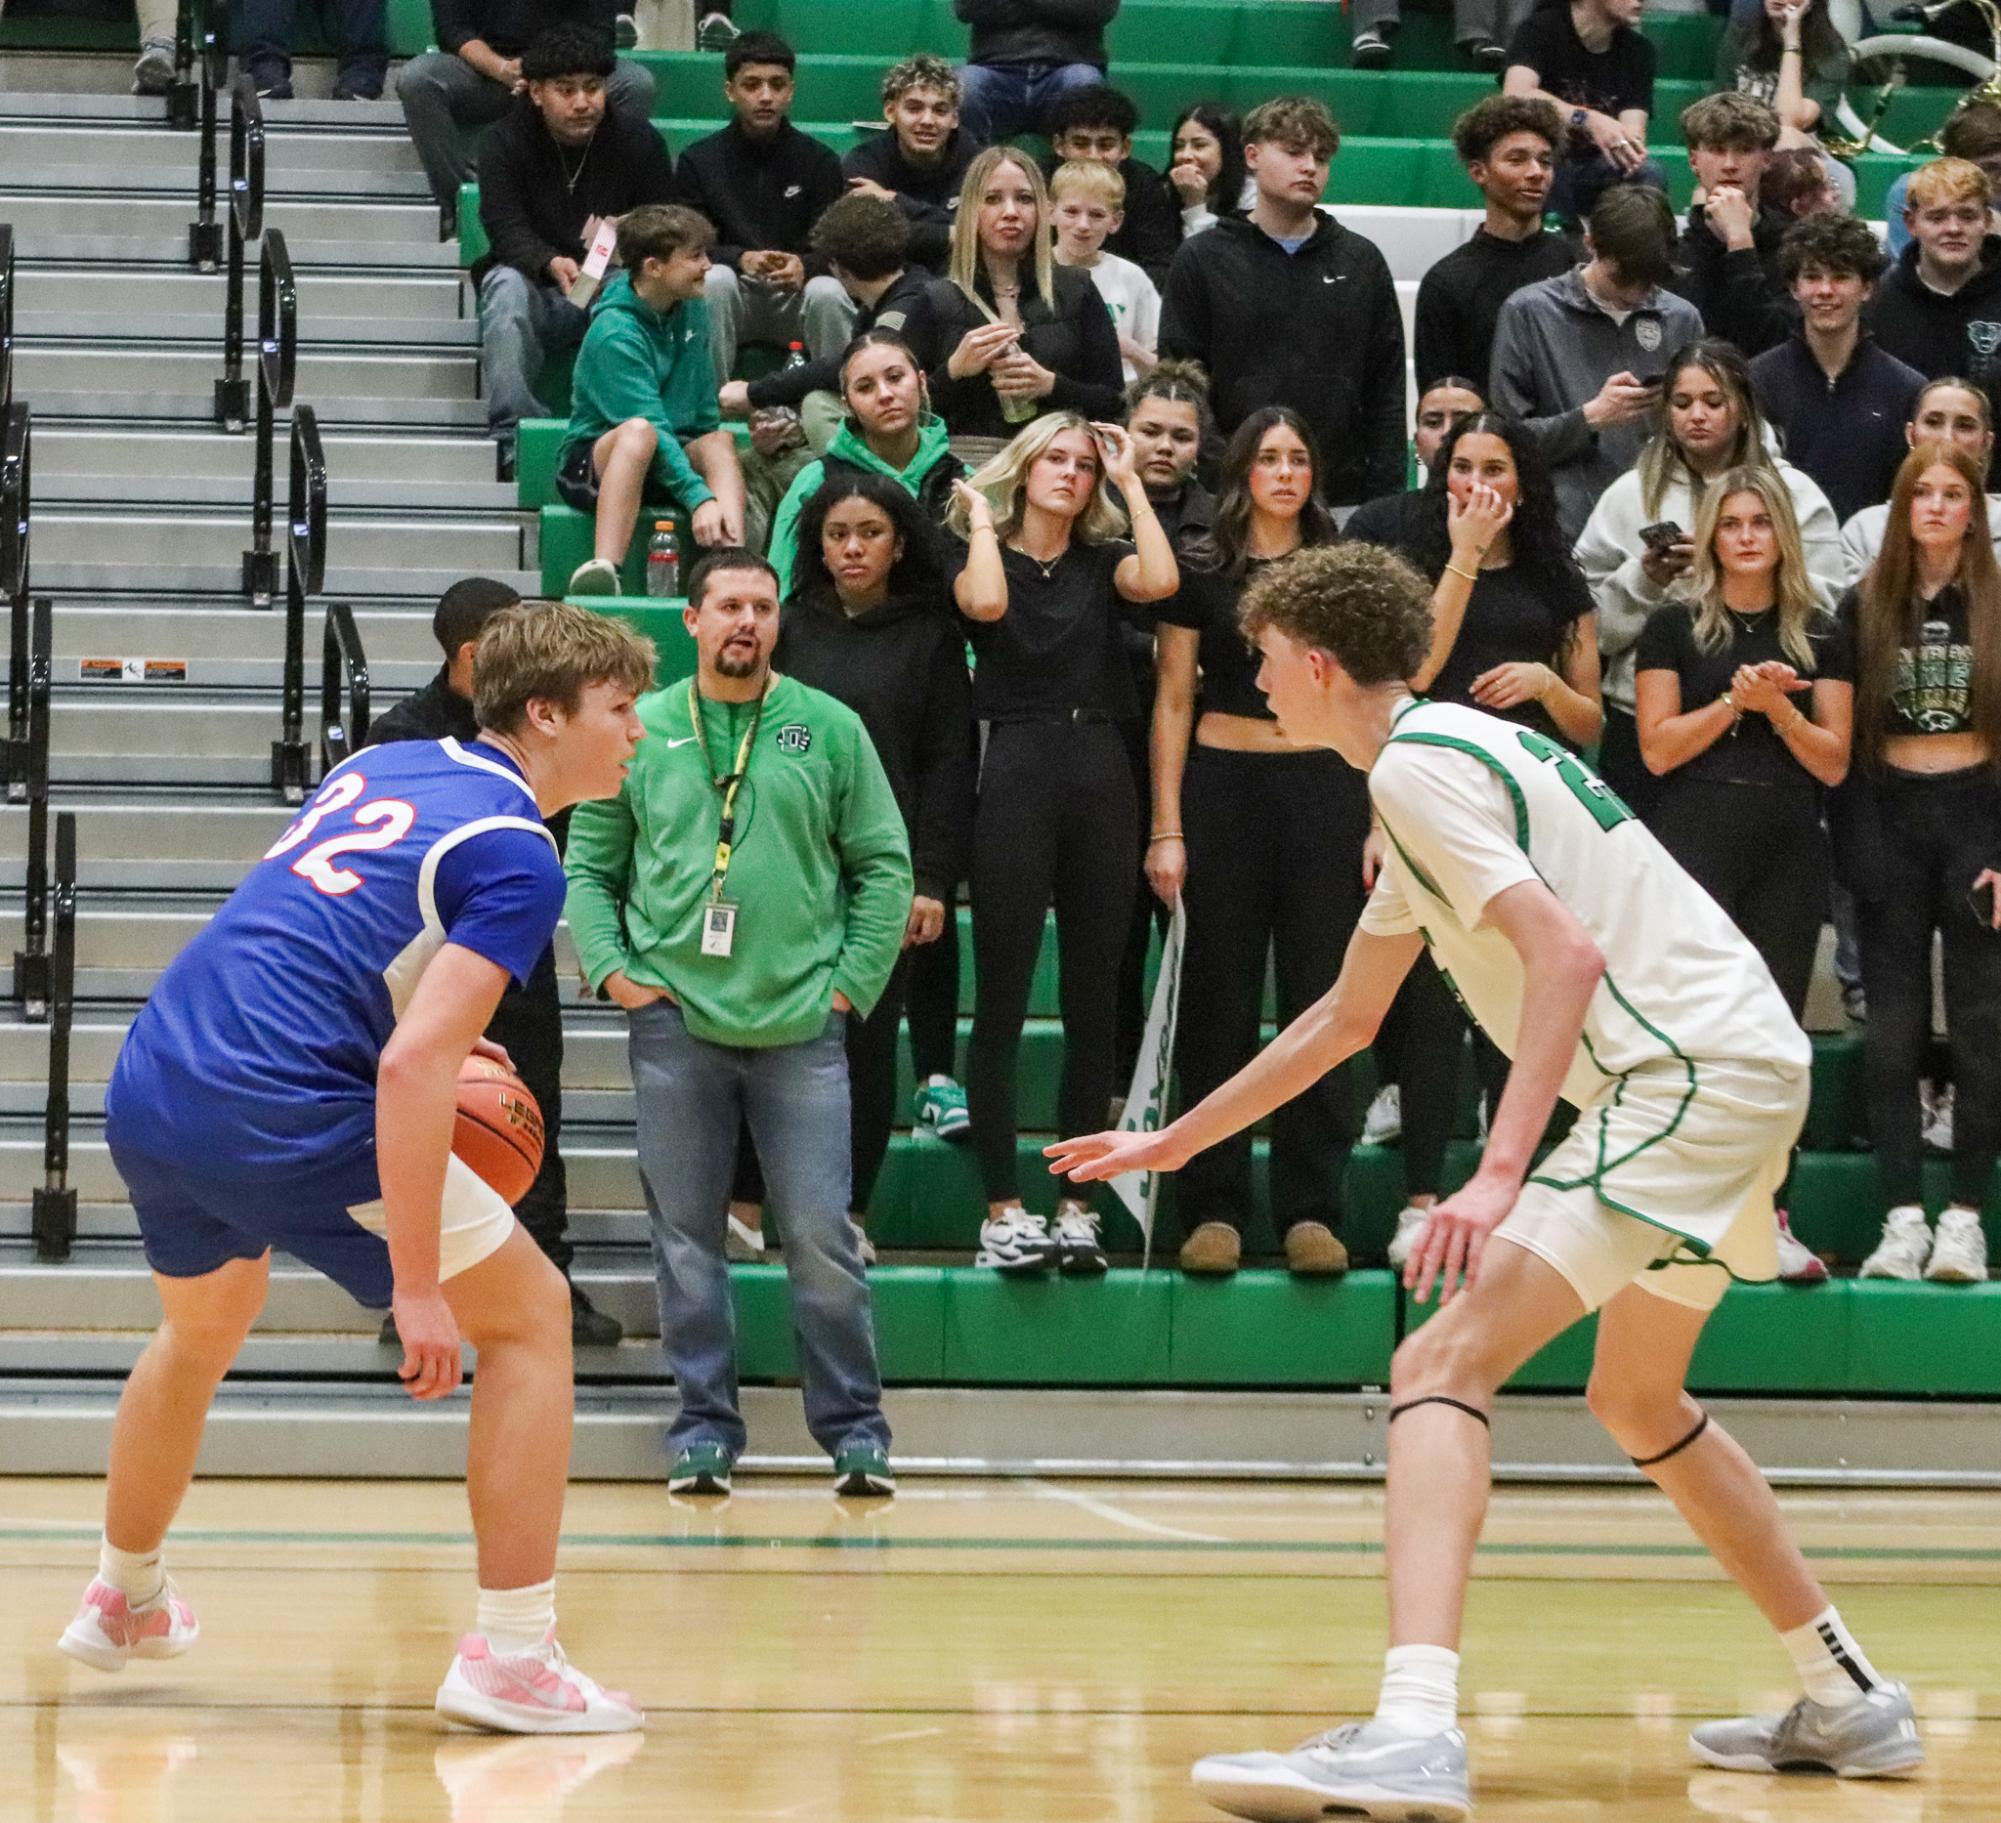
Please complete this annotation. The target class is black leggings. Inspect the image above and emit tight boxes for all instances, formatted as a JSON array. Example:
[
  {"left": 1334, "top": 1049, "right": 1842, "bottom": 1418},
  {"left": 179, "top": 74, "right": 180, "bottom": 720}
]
[
  {"left": 1598, "top": 702, "right": 1662, "bottom": 828},
  {"left": 1395, "top": 954, "right": 1511, "bottom": 1200},
  {"left": 485, "top": 943, "right": 570, "bottom": 1272},
  {"left": 967, "top": 719, "right": 1138, "bottom": 1201},
  {"left": 731, "top": 956, "right": 910, "bottom": 1218},
  {"left": 905, "top": 901, "right": 960, "bottom": 1082},
  {"left": 1174, "top": 745, "right": 1369, "bottom": 1235},
  {"left": 1855, "top": 768, "right": 2001, "bottom": 1209},
  {"left": 1655, "top": 778, "right": 1828, "bottom": 1020}
]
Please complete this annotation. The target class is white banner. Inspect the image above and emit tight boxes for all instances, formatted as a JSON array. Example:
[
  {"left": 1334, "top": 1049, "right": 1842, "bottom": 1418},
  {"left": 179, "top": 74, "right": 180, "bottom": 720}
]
[{"left": 1108, "top": 899, "right": 1186, "bottom": 1268}]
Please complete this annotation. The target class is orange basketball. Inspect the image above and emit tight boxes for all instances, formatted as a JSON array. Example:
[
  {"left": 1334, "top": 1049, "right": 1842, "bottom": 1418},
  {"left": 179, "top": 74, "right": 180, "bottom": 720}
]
[{"left": 453, "top": 1055, "right": 545, "bottom": 1206}]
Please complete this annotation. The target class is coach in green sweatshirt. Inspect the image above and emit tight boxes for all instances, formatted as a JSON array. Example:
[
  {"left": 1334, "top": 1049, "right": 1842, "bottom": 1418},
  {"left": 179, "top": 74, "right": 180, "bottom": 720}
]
[{"left": 565, "top": 547, "right": 910, "bottom": 1498}]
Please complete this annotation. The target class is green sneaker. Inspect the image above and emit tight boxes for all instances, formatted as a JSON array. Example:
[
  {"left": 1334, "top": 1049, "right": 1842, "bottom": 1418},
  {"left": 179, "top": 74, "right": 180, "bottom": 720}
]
[
  {"left": 912, "top": 1074, "right": 971, "bottom": 1142},
  {"left": 832, "top": 1440, "right": 895, "bottom": 1498},
  {"left": 668, "top": 1442, "right": 733, "bottom": 1496}
]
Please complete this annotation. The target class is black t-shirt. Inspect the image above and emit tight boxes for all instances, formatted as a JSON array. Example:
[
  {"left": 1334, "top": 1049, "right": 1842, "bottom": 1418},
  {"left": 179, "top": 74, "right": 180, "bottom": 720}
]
[
  {"left": 1635, "top": 601, "right": 1854, "bottom": 798},
  {"left": 954, "top": 537, "right": 1140, "bottom": 721},
  {"left": 1425, "top": 559, "right": 1594, "bottom": 744},
  {"left": 1505, "top": 4, "right": 1656, "bottom": 136},
  {"left": 1155, "top": 554, "right": 1280, "bottom": 720},
  {"left": 1837, "top": 585, "right": 1978, "bottom": 737}
]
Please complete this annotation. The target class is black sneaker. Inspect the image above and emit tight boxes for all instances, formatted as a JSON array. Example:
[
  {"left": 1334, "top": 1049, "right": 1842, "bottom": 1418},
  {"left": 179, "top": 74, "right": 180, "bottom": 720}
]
[
  {"left": 614, "top": 12, "right": 638, "bottom": 48},
  {"left": 1463, "top": 35, "right": 1508, "bottom": 69},
  {"left": 1351, "top": 26, "right": 1393, "bottom": 68},
  {"left": 696, "top": 9, "right": 741, "bottom": 51},
  {"left": 571, "top": 1285, "right": 623, "bottom": 1349}
]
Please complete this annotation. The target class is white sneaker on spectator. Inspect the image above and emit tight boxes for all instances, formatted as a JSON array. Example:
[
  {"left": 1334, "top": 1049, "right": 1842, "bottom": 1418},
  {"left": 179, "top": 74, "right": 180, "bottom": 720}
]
[
  {"left": 1922, "top": 1084, "right": 1954, "bottom": 1153},
  {"left": 132, "top": 37, "right": 175, "bottom": 93},
  {"left": 614, "top": 11, "right": 637, "bottom": 46},
  {"left": 1925, "top": 1207, "right": 1989, "bottom": 1282},
  {"left": 567, "top": 558, "right": 620, "bottom": 597},
  {"left": 697, "top": 10, "right": 741, "bottom": 50},
  {"left": 1859, "top": 1206, "right": 1931, "bottom": 1280},
  {"left": 1362, "top": 1084, "right": 1401, "bottom": 1146},
  {"left": 724, "top": 1214, "right": 764, "bottom": 1263},
  {"left": 1385, "top": 1204, "right": 1430, "bottom": 1270},
  {"left": 1054, "top": 1204, "right": 1107, "bottom": 1275},
  {"left": 975, "top": 1206, "right": 1060, "bottom": 1273},
  {"left": 1774, "top": 1210, "right": 1828, "bottom": 1284}
]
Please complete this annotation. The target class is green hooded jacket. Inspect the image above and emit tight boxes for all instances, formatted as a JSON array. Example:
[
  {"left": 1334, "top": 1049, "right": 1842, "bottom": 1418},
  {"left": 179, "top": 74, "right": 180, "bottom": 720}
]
[
  {"left": 765, "top": 412, "right": 957, "bottom": 594},
  {"left": 562, "top": 270, "right": 721, "bottom": 511}
]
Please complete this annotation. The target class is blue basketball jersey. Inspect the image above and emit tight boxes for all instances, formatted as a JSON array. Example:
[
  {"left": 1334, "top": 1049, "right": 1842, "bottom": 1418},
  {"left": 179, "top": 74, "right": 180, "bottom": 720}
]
[{"left": 107, "top": 737, "right": 566, "bottom": 1175}]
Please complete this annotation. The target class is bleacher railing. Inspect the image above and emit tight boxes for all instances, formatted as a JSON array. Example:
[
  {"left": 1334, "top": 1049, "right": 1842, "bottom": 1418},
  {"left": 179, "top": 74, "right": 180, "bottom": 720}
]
[
  {"left": 0, "top": 224, "right": 14, "bottom": 423},
  {"left": 9, "top": 596, "right": 52, "bottom": 1021},
  {"left": 320, "top": 602, "right": 371, "bottom": 773},
  {"left": 4, "top": 400, "right": 35, "bottom": 811},
  {"left": 272, "top": 405, "right": 328, "bottom": 802},
  {"left": 180, "top": 0, "right": 227, "bottom": 267},
  {"left": 31, "top": 813, "right": 78, "bottom": 1264},
  {"left": 244, "top": 230, "right": 297, "bottom": 606},
  {"left": 216, "top": 77, "right": 267, "bottom": 434}
]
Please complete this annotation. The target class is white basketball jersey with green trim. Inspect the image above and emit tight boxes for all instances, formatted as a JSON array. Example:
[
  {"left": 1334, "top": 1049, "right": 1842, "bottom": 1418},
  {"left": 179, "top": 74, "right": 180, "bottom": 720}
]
[{"left": 1358, "top": 699, "right": 1812, "bottom": 1111}]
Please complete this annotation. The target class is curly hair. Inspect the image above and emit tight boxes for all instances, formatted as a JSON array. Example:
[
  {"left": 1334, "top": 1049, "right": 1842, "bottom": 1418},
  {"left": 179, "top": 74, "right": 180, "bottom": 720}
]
[
  {"left": 881, "top": 52, "right": 958, "bottom": 107},
  {"left": 1777, "top": 208, "right": 1887, "bottom": 285},
  {"left": 786, "top": 469, "right": 945, "bottom": 609},
  {"left": 809, "top": 190, "right": 909, "bottom": 279},
  {"left": 1185, "top": 407, "right": 1338, "bottom": 580},
  {"left": 1238, "top": 545, "right": 1433, "bottom": 687},
  {"left": 1451, "top": 94, "right": 1562, "bottom": 167},
  {"left": 1411, "top": 411, "right": 1572, "bottom": 600},
  {"left": 1124, "top": 357, "right": 1213, "bottom": 438}
]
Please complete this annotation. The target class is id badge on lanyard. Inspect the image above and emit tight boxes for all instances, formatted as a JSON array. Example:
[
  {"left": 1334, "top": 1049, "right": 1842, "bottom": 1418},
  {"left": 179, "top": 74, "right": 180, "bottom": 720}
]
[{"left": 689, "top": 678, "right": 765, "bottom": 960}]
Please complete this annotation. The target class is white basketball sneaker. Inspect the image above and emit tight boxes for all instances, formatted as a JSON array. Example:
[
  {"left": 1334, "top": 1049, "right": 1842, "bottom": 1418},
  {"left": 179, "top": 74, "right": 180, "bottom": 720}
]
[
  {"left": 1925, "top": 1207, "right": 1989, "bottom": 1282},
  {"left": 1858, "top": 1207, "right": 1931, "bottom": 1281},
  {"left": 435, "top": 1629, "right": 644, "bottom": 1735},
  {"left": 1385, "top": 1206, "right": 1430, "bottom": 1271},
  {"left": 58, "top": 1578, "right": 200, "bottom": 1672}
]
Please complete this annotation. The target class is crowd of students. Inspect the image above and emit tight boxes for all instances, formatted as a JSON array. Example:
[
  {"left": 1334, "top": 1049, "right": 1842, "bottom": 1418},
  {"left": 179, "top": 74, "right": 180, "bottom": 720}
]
[{"left": 437, "top": 5, "right": 2000, "bottom": 1286}]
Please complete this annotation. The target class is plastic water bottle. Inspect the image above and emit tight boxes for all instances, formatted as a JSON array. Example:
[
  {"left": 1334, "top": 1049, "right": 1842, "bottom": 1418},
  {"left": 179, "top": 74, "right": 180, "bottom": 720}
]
[
  {"left": 645, "top": 518, "right": 679, "bottom": 598},
  {"left": 783, "top": 340, "right": 807, "bottom": 370}
]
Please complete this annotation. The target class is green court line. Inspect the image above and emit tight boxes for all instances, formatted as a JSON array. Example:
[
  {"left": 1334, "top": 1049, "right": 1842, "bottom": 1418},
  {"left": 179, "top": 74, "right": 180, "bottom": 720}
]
[{"left": 5, "top": 1526, "right": 2000, "bottom": 1562}]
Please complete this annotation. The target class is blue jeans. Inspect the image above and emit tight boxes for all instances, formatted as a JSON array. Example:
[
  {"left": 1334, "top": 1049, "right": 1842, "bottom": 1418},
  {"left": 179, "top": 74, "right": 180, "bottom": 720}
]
[
  {"left": 477, "top": 265, "right": 588, "bottom": 441},
  {"left": 628, "top": 999, "right": 888, "bottom": 1462},
  {"left": 956, "top": 60, "right": 1105, "bottom": 145},
  {"left": 238, "top": 0, "right": 387, "bottom": 92},
  {"left": 1548, "top": 151, "right": 1668, "bottom": 230}
]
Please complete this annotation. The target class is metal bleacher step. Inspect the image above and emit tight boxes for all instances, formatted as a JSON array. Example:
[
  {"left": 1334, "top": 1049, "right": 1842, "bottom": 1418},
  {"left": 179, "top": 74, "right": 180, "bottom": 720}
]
[
  {"left": 18, "top": 347, "right": 482, "bottom": 423},
  {"left": 37, "top": 508, "right": 525, "bottom": 577},
  {"left": 1, "top": 792, "right": 341, "bottom": 890},
  {"left": 18, "top": 268, "right": 466, "bottom": 322},
  {"left": 45, "top": 690, "right": 303, "bottom": 787},
  {"left": 0, "top": 116, "right": 426, "bottom": 181},
  {"left": 36, "top": 426, "right": 496, "bottom": 488},
  {"left": 2, "top": 190, "right": 440, "bottom": 245},
  {"left": 15, "top": 230, "right": 460, "bottom": 272},
  {"left": 37, "top": 311, "right": 480, "bottom": 352},
  {"left": 6, "top": 158, "right": 430, "bottom": 204}
]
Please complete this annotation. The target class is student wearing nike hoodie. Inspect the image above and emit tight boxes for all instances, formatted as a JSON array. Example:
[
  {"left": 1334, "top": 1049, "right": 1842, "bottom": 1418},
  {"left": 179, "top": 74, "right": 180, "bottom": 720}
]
[
  {"left": 556, "top": 206, "right": 748, "bottom": 597},
  {"left": 1158, "top": 98, "right": 1406, "bottom": 509}
]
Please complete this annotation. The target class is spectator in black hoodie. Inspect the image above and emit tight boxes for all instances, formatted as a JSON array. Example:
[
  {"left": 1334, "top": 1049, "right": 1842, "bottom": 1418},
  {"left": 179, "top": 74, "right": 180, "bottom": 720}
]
[
  {"left": 475, "top": 25, "right": 678, "bottom": 467},
  {"left": 773, "top": 473, "right": 976, "bottom": 1230},
  {"left": 1159, "top": 96, "right": 1406, "bottom": 511},
  {"left": 1670, "top": 91, "right": 1794, "bottom": 357},
  {"left": 675, "top": 31, "right": 855, "bottom": 383},
  {"left": 927, "top": 147, "right": 1125, "bottom": 450},
  {"left": 843, "top": 54, "right": 979, "bottom": 275},
  {"left": 400, "top": 0, "right": 656, "bottom": 213},
  {"left": 1867, "top": 156, "right": 2001, "bottom": 427},
  {"left": 1042, "top": 83, "right": 1182, "bottom": 286},
  {"left": 1416, "top": 96, "right": 1573, "bottom": 393},
  {"left": 953, "top": 0, "right": 1115, "bottom": 146}
]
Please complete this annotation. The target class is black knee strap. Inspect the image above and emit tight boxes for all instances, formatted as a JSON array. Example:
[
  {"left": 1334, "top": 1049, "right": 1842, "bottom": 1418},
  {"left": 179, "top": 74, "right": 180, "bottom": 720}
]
[
  {"left": 1631, "top": 1409, "right": 1709, "bottom": 1469},
  {"left": 1387, "top": 1394, "right": 1491, "bottom": 1429}
]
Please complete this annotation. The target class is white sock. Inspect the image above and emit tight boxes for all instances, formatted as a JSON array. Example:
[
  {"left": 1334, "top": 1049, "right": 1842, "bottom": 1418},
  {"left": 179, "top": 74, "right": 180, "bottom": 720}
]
[
  {"left": 925, "top": 1073, "right": 953, "bottom": 1088},
  {"left": 476, "top": 1578, "right": 557, "bottom": 1656},
  {"left": 1374, "top": 1644, "right": 1460, "bottom": 1738},
  {"left": 98, "top": 1536, "right": 165, "bottom": 1608},
  {"left": 1782, "top": 1606, "right": 1886, "bottom": 1708}
]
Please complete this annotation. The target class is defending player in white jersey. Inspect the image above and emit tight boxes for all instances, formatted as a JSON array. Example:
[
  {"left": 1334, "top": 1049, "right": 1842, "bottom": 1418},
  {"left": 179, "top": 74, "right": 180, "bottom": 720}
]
[
  {"left": 1050, "top": 544, "right": 1921, "bottom": 1821},
  {"left": 58, "top": 604, "right": 655, "bottom": 1735}
]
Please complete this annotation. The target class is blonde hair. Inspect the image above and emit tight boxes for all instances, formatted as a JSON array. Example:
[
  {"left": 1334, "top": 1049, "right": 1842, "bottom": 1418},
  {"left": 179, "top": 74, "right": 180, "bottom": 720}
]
[
  {"left": 945, "top": 412, "right": 1130, "bottom": 546},
  {"left": 473, "top": 601, "right": 655, "bottom": 733},
  {"left": 1688, "top": 467, "right": 1821, "bottom": 671},
  {"left": 948, "top": 147, "right": 1057, "bottom": 313},
  {"left": 1050, "top": 158, "right": 1124, "bottom": 209},
  {"left": 1906, "top": 155, "right": 1991, "bottom": 214}
]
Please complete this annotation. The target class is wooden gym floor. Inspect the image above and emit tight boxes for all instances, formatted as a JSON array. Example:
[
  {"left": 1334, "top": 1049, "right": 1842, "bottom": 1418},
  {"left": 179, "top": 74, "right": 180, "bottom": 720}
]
[{"left": 1, "top": 1475, "right": 1995, "bottom": 1821}]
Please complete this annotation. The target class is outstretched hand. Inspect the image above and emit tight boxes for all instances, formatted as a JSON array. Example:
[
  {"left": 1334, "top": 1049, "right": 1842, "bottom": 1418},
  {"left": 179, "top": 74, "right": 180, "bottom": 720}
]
[
  {"left": 1045, "top": 1126, "right": 1191, "bottom": 1184},
  {"left": 1403, "top": 1173, "right": 1516, "bottom": 1305}
]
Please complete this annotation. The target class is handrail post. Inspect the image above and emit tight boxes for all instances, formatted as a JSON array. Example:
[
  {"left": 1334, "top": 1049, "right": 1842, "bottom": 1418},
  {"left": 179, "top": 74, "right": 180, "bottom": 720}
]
[
  {"left": 2, "top": 401, "right": 28, "bottom": 799},
  {"left": 271, "top": 406, "right": 326, "bottom": 802},
  {"left": 31, "top": 812, "right": 78, "bottom": 1264},
  {"left": 11, "top": 595, "right": 52, "bottom": 1020},
  {"left": 214, "top": 77, "right": 264, "bottom": 433},
  {"left": 0, "top": 223, "right": 14, "bottom": 425},
  {"left": 243, "top": 230, "right": 294, "bottom": 607},
  {"left": 187, "top": 8, "right": 223, "bottom": 269},
  {"left": 167, "top": 0, "right": 199, "bottom": 130},
  {"left": 320, "top": 602, "right": 371, "bottom": 774}
]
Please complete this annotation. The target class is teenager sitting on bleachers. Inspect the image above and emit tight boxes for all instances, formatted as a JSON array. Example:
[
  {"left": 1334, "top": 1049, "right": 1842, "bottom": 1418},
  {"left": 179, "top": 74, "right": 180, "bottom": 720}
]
[
  {"left": 842, "top": 55, "right": 979, "bottom": 275},
  {"left": 401, "top": 0, "right": 656, "bottom": 215},
  {"left": 1668, "top": 92, "right": 1794, "bottom": 359},
  {"left": 475, "top": 24, "right": 678, "bottom": 478},
  {"left": 674, "top": 31, "right": 856, "bottom": 387},
  {"left": 1051, "top": 162, "right": 1160, "bottom": 383},
  {"left": 1159, "top": 97, "right": 1406, "bottom": 514},
  {"left": 1348, "top": 0, "right": 1521, "bottom": 73},
  {"left": 1415, "top": 96, "right": 1572, "bottom": 396},
  {"left": 1042, "top": 84, "right": 1182, "bottom": 287},
  {"left": 926, "top": 148, "right": 1125, "bottom": 458},
  {"left": 240, "top": 0, "right": 386, "bottom": 99},
  {"left": 1164, "top": 104, "right": 1247, "bottom": 241},
  {"left": 557, "top": 205, "right": 748, "bottom": 596},
  {"left": 1713, "top": 0, "right": 1854, "bottom": 209},
  {"left": 1881, "top": 100, "right": 2001, "bottom": 259},
  {"left": 1502, "top": 0, "right": 1666, "bottom": 227},
  {"left": 952, "top": 0, "right": 1116, "bottom": 147}
]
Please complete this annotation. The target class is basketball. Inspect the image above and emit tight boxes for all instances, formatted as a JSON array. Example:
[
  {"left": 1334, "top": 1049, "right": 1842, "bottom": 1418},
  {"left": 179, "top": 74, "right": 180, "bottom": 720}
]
[{"left": 452, "top": 1055, "right": 544, "bottom": 1206}]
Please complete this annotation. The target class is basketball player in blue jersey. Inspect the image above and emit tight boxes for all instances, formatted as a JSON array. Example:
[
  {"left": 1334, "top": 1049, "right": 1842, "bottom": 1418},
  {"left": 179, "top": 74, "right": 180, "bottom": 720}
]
[
  {"left": 1053, "top": 546, "right": 1920, "bottom": 1819},
  {"left": 58, "top": 603, "right": 657, "bottom": 1736}
]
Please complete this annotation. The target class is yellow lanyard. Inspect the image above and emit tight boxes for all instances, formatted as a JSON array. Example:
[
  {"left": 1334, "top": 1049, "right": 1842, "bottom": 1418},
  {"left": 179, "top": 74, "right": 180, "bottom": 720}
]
[{"left": 688, "top": 678, "right": 766, "bottom": 903}]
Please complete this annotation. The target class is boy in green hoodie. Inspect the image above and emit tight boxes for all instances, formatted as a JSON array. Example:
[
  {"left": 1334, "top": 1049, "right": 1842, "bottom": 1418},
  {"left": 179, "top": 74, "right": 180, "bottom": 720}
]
[{"left": 558, "top": 203, "right": 749, "bottom": 596}]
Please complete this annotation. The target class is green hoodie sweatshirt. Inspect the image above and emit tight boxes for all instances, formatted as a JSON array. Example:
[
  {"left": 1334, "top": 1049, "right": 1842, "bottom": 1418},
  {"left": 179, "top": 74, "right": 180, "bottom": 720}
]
[
  {"left": 562, "top": 270, "right": 722, "bottom": 512},
  {"left": 564, "top": 673, "right": 912, "bottom": 1047},
  {"left": 765, "top": 413, "right": 956, "bottom": 594}
]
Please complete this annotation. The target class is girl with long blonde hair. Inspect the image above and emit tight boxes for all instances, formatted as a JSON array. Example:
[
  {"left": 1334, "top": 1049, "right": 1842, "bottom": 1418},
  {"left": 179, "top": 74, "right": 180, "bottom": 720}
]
[
  {"left": 926, "top": 147, "right": 1125, "bottom": 450},
  {"left": 1837, "top": 440, "right": 2001, "bottom": 1284}
]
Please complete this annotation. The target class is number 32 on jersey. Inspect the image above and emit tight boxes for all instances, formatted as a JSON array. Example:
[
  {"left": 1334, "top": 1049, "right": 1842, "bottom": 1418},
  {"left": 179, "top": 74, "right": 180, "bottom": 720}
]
[{"left": 263, "top": 770, "right": 415, "bottom": 895}]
